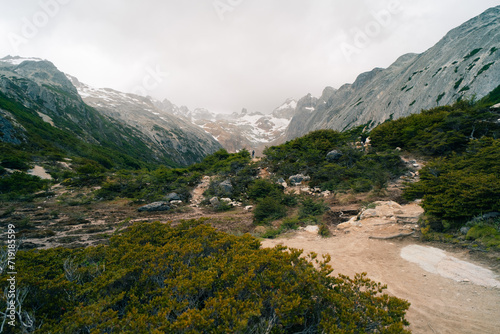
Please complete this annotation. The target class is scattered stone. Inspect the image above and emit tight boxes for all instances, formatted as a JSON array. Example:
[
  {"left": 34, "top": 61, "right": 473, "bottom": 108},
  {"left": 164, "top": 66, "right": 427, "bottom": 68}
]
[
  {"left": 138, "top": 201, "right": 171, "bottom": 212},
  {"left": 304, "top": 225, "right": 319, "bottom": 233},
  {"left": 337, "top": 222, "right": 351, "bottom": 230},
  {"left": 375, "top": 201, "right": 403, "bottom": 209},
  {"left": 220, "top": 198, "right": 232, "bottom": 203},
  {"left": 218, "top": 179, "right": 234, "bottom": 195},
  {"left": 245, "top": 205, "right": 254, "bottom": 211},
  {"left": 165, "top": 192, "right": 181, "bottom": 201},
  {"left": 169, "top": 200, "right": 183, "bottom": 207},
  {"left": 360, "top": 209, "right": 378, "bottom": 219},
  {"left": 326, "top": 149, "right": 343, "bottom": 162},
  {"left": 210, "top": 197, "right": 220, "bottom": 207},
  {"left": 288, "top": 174, "right": 310, "bottom": 185},
  {"left": 460, "top": 226, "right": 471, "bottom": 235},
  {"left": 321, "top": 190, "right": 331, "bottom": 197}
]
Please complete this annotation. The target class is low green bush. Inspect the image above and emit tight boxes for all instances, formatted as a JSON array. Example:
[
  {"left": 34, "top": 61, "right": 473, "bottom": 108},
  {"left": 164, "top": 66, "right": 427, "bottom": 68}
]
[
  {"left": 5, "top": 220, "right": 410, "bottom": 333},
  {"left": 0, "top": 171, "right": 49, "bottom": 200},
  {"left": 404, "top": 138, "right": 500, "bottom": 229},
  {"left": 299, "top": 198, "right": 328, "bottom": 218},
  {"left": 254, "top": 197, "right": 287, "bottom": 223}
]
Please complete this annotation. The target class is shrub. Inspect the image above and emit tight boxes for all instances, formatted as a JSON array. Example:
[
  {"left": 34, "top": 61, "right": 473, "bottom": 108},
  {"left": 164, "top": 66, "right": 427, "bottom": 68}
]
[
  {"left": 319, "top": 223, "right": 331, "bottom": 237},
  {"left": 0, "top": 155, "right": 30, "bottom": 170},
  {"left": 281, "top": 217, "right": 300, "bottom": 230},
  {"left": 4, "top": 220, "right": 410, "bottom": 333},
  {"left": 299, "top": 198, "right": 328, "bottom": 218},
  {"left": 247, "top": 179, "right": 283, "bottom": 200},
  {"left": 404, "top": 138, "right": 500, "bottom": 229},
  {"left": 254, "top": 196, "right": 287, "bottom": 223},
  {"left": 263, "top": 129, "right": 406, "bottom": 194},
  {"left": 0, "top": 171, "right": 49, "bottom": 200},
  {"left": 369, "top": 97, "right": 500, "bottom": 156}
]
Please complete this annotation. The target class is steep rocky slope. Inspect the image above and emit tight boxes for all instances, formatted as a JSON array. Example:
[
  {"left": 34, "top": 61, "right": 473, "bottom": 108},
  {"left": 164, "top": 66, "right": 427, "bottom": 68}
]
[
  {"left": 284, "top": 6, "right": 500, "bottom": 141},
  {"left": 0, "top": 56, "right": 221, "bottom": 166},
  {"left": 67, "top": 76, "right": 222, "bottom": 166}
]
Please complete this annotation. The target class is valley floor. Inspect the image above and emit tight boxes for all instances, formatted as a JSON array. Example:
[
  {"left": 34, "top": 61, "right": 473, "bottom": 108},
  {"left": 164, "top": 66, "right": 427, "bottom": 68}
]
[{"left": 2, "top": 181, "right": 499, "bottom": 333}]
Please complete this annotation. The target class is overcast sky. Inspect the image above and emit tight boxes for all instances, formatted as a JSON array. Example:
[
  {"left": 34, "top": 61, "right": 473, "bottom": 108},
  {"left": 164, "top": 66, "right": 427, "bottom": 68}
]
[{"left": 1, "top": 0, "right": 499, "bottom": 114}]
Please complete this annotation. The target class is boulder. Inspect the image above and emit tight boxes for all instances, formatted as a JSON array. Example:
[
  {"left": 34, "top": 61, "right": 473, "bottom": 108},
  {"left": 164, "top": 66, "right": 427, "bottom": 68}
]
[
  {"left": 165, "top": 192, "right": 181, "bottom": 201},
  {"left": 289, "top": 174, "right": 310, "bottom": 185},
  {"left": 326, "top": 149, "right": 343, "bottom": 162},
  {"left": 460, "top": 226, "right": 470, "bottom": 235},
  {"left": 360, "top": 209, "right": 378, "bottom": 220},
  {"left": 304, "top": 225, "right": 319, "bottom": 233},
  {"left": 245, "top": 205, "right": 254, "bottom": 211},
  {"left": 138, "top": 201, "right": 171, "bottom": 212},
  {"left": 210, "top": 197, "right": 220, "bottom": 207},
  {"left": 218, "top": 179, "right": 234, "bottom": 195},
  {"left": 169, "top": 200, "right": 183, "bottom": 207}
]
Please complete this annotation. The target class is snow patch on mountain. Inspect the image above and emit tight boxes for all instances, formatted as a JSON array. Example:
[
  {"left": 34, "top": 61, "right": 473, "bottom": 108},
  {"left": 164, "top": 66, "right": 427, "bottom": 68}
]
[{"left": 0, "top": 56, "right": 45, "bottom": 65}]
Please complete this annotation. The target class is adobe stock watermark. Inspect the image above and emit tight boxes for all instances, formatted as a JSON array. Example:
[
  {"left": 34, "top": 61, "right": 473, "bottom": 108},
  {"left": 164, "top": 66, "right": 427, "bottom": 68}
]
[
  {"left": 131, "top": 65, "right": 169, "bottom": 97},
  {"left": 7, "top": 0, "right": 72, "bottom": 54},
  {"left": 213, "top": 0, "right": 245, "bottom": 21},
  {"left": 340, "top": 0, "right": 403, "bottom": 63}
]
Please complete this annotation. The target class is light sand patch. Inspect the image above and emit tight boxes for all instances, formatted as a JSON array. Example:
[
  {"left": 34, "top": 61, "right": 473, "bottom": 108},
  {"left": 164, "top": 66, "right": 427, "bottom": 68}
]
[
  {"left": 401, "top": 244, "right": 500, "bottom": 288},
  {"left": 28, "top": 165, "right": 52, "bottom": 180}
]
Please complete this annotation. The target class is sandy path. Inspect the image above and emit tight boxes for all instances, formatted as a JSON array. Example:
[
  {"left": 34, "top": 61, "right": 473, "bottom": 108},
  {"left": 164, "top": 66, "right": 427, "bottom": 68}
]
[{"left": 261, "top": 204, "right": 500, "bottom": 334}]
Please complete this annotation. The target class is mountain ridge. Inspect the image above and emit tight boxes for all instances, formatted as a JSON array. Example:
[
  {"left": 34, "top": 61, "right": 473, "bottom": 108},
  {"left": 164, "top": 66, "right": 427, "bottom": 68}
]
[
  {"left": 283, "top": 5, "right": 500, "bottom": 141},
  {"left": 0, "top": 56, "right": 222, "bottom": 167}
]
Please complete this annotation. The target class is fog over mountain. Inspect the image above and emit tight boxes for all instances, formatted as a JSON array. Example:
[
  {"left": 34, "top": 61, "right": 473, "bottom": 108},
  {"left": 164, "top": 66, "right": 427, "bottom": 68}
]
[{"left": 1, "top": 0, "right": 498, "bottom": 114}]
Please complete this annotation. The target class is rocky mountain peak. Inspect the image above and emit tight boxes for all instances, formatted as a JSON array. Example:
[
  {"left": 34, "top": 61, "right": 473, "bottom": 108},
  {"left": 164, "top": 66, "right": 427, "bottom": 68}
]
[
  {"left": 283, "top": 6, "right": 500, "bottom": 141},
  {"left": 1, "top": 56, "right": 79, "bottom": 98}
]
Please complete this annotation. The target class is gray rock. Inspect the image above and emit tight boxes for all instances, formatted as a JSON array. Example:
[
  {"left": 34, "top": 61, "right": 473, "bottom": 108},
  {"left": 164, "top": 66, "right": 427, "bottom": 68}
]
[
  {"left": 138, "top": 201, "right": 171, "bottom": 212},
  {"left": 326, "top": 149, "right": 343, "bottom": 162},
  {"left": 165, "top": 192, "right": 181, "bottom": 201},
  {"left": 218, "top": 179, "right": 233, "bottom": 195},
  {"left": 289, "top": 174, "right": 310, "bottom": 185},
  {"left": 360, "top": 209, "right": 378, "bottom": 220},
  {"left": 460, "top": 226, "right": 471, "bottom": 235},
  {"left": 210, "top": 197, "right": 220, "bottom": 207}
]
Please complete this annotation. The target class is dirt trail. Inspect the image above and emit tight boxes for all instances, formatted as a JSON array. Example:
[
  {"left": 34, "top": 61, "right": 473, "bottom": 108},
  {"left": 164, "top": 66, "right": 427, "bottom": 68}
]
[
  {"left": 261, "top": 202, "right": 500, "bottom": 334},
  {"left": 189, "top": 176, "right": 212, "bottom": 213}
]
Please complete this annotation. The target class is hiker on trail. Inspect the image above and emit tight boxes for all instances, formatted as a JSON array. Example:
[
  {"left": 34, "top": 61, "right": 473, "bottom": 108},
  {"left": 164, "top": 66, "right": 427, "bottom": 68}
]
[{"left": 252, "top": 150, "right": 255, "bottom": 158}]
